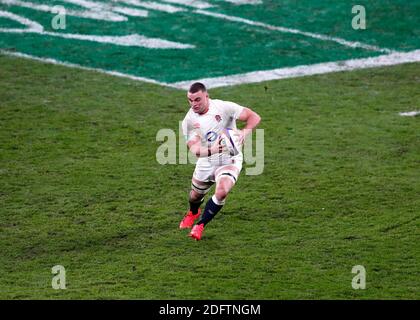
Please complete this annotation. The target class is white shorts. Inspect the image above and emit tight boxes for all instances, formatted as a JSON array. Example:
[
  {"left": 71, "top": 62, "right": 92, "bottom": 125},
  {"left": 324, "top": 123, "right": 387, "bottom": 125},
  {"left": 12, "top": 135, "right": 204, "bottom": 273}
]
[{"left": 191, "top": 153, "right": 243, "bottom": 194}]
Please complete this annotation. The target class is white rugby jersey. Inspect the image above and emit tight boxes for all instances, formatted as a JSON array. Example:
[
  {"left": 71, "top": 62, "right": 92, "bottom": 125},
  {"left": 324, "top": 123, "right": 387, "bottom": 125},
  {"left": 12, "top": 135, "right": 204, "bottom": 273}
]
[{"left": 182, "top": 98, "right": 244, "bottom": 163}]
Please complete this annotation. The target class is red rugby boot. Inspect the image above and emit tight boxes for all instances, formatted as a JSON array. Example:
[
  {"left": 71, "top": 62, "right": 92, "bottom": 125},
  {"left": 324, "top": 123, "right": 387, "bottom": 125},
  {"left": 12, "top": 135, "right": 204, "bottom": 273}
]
[
  {"left": 189, "top": 223, "right": 205, "bottom": 241},
  {"left": 179, "top": 209, "right": 201, "bottom": 229}
]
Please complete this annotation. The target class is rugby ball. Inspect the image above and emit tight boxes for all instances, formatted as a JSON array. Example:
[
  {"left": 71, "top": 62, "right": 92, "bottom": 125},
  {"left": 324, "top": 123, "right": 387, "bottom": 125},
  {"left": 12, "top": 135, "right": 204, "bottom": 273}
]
[{"left": 220, "top": 128, "right": 241, "bottom": 156}]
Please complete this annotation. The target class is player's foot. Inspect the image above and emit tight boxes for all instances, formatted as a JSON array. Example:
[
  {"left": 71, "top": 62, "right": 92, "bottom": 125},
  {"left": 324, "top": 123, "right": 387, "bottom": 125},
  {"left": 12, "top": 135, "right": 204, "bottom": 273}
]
[
  {"left": 179, "top": 209, "right": 201, "bottom": 229},
  {"left": 189, "top": 223, "right": 204, "bottom": 241}
]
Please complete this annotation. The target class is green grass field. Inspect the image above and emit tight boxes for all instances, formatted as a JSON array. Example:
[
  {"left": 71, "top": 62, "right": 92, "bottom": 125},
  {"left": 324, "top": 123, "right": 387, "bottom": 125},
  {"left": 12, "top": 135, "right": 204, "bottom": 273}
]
[{"left": 0, "top": 54, "right": 419, "bottom": 299}]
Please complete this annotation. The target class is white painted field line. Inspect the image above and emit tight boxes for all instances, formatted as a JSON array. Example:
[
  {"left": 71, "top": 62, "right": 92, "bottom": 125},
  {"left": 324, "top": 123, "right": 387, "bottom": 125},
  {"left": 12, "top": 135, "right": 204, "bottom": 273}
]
[
  {"left": 113, "top": 0, "right": 186, "bottom": 13},
  {"left": 0, "top": 28, "right": 194, "bottom": 48},
  {"left": 61, "top": 0, "right": 149, "bottom": 17},
  {"left": 170, "top": 49, "right": 420, "bottom": 89},
  {"left": 0, "top": 10, "right": 194, "bottom": 49},
  {"left": 2, "top": 49, "right": 419, "bottom": 90},
  {"left": 43, "top": 31, "right": 194, "bottom": 48},
  {"left": 0, "top": 0, "right": 127, "bottom": 21},
  {"left": 223, "top": 0, "right": 262, "bottom": 4},
  {"left": 195, "top": 10, "right": 395, "bottom": 54},
  {"left": 0, "top": 50, "right": 170, "bottom": 87},
  {"left": 2, "top": 49, "right": 419, "bottom": 91},
  {"left": 0, "top": 28, "right": 194, "bottom": 49},
  {"left": 0, "top": 10, "right": 43, "bottom": 31},
  {"left": 161, "top": 0, "right": 213, "bottom": 10},
  {"left": 110, "top": 6, "right": 148, "bottom": 17},
  {"left": 399, "top": 111, "right": 420, "bottom": 117}
]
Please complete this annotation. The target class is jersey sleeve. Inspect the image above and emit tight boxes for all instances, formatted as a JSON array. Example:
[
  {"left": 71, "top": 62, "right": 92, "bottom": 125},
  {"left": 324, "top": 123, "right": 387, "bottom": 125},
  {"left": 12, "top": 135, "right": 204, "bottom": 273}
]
[
  {"left": 223, "top": 100, "right": 244, "bottom": 119},
  {"left": 181, "top": 116, "right": 199, "bottom": 144}
]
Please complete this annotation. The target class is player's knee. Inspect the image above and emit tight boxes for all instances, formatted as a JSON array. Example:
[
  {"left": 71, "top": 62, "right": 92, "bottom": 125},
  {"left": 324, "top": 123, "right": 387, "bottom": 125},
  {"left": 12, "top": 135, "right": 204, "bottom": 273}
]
[
  {"left": 215, "top": 184, "right": 230, "bottom": 201},
  {"left": 189, "top": 189, "right": 204, "bottom": 202},
  {"left": 215, "top": 190, "right": 227, "bottom": 202}
]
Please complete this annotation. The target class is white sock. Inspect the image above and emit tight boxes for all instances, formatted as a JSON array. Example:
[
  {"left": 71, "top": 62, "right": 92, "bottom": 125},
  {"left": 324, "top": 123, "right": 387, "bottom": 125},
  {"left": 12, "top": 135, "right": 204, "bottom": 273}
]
[{"left": 212, "top": 194, "right": 226, "bottom": 206}]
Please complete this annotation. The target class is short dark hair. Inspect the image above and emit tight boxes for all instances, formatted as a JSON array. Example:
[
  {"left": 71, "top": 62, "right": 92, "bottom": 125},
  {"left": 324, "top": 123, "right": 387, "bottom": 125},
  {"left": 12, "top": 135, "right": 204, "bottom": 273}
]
[{"left": 189, "top": 82, "right": 207, "bottom": 93}]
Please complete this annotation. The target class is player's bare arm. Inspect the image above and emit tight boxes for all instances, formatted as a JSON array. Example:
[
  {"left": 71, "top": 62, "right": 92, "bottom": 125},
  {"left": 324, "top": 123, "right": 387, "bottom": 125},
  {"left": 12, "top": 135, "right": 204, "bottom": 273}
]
[
  {"left": 187, "top": 136, "right": 224, "bottom": 158},
  {"left": 237, "top": 107, "right": 261, "bottom": 144}
]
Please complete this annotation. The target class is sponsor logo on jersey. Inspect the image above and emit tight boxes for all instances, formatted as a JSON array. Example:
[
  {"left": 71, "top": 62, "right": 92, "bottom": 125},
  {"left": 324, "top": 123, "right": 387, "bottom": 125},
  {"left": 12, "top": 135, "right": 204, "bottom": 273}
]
[{"left": 206, "top": 131, "right": 218, "bottom": 142}]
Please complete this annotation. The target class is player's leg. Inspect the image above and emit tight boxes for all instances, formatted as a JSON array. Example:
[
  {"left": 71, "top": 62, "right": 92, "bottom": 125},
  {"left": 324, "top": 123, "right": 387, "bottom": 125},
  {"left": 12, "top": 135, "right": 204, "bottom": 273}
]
[
  {"left": 196, "top": 165, "right": 239, "bottom": 226},
  {"left": 179, "top": 177, "right": 213, "bottom": 229},
  {"left": 189, "top": 177, "right": 213, "bottom": 214},
  {"left": 188, "top": 189, "right": 204, "bottom": 215},
  {"left": 189, "top": 164, "right": 241, "bottom": 240}
]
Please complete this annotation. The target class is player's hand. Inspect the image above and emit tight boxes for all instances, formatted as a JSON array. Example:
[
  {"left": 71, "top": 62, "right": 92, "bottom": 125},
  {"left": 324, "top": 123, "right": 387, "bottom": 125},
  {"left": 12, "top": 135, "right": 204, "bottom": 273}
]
[
  {"left": 209, "top": 136, "right": 227, "bottom": 155},
  {"left": 235, "top": 129, "right": 249, "bottom": 146}
]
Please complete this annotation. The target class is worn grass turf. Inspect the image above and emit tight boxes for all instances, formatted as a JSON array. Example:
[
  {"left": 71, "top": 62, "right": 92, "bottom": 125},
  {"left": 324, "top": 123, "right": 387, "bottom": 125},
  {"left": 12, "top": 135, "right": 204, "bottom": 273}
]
[{"left": 0, "top": 54, "right": 419, "bottom": 299}]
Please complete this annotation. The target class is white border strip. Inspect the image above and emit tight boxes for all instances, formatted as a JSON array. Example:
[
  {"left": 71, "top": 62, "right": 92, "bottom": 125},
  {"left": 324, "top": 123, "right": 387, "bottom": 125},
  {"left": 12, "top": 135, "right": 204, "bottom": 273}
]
[
  {"left": 171, "top": 49, "right": 420, "bottom": 89},
  {"left": 1, "top": 49, "right": 419, "bottom": 90}
]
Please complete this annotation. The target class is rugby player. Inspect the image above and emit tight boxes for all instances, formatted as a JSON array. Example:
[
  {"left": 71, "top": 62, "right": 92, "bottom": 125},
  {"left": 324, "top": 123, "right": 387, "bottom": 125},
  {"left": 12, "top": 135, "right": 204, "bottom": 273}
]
[{"left": 179, "top": 82, "right": 261, "bottom": 240}]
